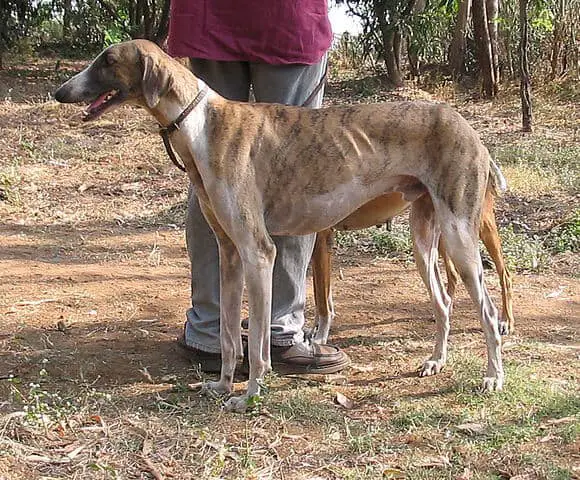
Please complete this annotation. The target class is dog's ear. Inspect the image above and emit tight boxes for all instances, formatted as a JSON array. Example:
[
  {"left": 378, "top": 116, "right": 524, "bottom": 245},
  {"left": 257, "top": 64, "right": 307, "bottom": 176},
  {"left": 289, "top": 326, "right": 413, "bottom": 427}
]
[{"left": 141, "top": 55, "right": 173, "bottom": 108}]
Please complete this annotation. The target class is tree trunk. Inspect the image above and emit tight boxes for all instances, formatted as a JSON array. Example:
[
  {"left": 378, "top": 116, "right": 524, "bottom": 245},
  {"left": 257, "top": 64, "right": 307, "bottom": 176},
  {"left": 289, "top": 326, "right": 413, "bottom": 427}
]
[
  {"left": 62, "top": 0, "right": 71, "bottom": 40},
  {"left": 373, "top": 0, "right": 403, "bottom": 87},
  {"left": 384, "top": 29, "right": 403, "bottom": 86},
  {"left": 449, "top": 0, "right": 472, "bottom": 77},
  {"left": 472, "top": 0, "right": 496, "bottom": 97},
  {"left": 143, "top": 0, "right": 152, "bottom": 39},
  {"left": 408, "top": 0, "right": 425, "bottom": 78},
  {"left": 154, "top": 0, "right": 170, "bottom": 44},
  {"left": 485, "top": 0, "right": 500, "bottom": 93},
  {"left": 393, "top": 30, "right": 402, "bottom": 71},
  {"left": 519, "top": 0, "right": 532, "bottom": 132},
  {"left": 550, "top": 0, "right": 565, "bottom": 79}
]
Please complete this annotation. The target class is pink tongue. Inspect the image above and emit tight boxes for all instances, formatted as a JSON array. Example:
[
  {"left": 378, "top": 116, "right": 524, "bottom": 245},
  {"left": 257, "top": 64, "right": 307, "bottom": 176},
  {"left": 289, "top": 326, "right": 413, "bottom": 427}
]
[{"left": 89, "top": 92, "right": 110, "bottom": 110}]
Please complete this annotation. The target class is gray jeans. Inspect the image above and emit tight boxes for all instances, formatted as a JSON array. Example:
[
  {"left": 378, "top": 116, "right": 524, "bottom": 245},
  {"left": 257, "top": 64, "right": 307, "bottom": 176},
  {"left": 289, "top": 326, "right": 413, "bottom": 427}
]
[{"left": 184, "top": 56, "right": 327, "bottom": 353}]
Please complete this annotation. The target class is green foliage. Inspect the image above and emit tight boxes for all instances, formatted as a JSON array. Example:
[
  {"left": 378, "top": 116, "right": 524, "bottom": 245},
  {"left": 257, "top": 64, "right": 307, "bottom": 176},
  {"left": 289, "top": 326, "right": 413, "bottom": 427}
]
[
  {"left": 408, "top": 1, "right": 456, "bottom": 66},
  {"left": 335, "top": 222, "right": 413, "bottom": 259},
  {"left": 0, "top": 0, "right": 168, "bottom": 57},
  {"left": 104, "top": 23, "right": 130, "bottom": 48},
  {"left": 499, "top": 225, "right": 551, "bottom": 272},
  {"left": 544, "top": 210, "right": 580, "bottom": 254}
]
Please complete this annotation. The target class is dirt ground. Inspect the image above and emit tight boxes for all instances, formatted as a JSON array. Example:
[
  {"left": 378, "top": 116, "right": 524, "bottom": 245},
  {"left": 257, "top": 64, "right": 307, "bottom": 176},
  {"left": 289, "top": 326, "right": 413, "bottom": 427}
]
[{"left": 0, "top": 56, "right": 578, "bottom": 479}]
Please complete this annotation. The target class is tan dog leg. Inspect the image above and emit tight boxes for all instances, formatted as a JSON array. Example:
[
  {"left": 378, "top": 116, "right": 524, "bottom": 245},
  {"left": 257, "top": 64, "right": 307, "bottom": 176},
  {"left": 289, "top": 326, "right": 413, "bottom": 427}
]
[
  {"left": 198, "top": 203, "right": 244, "bottom": 397},
  {"left": 437, "top": 205, "right": 504, "bottom": 392},
  {"left": 411, "top": 196, "right": 452, "bottom": 376},
  {"left": 441, "top": 189, "right": 514, "bottom": 335},
  {"left": 224, "top": 232, "right": 276, "bottom": 413},
  {"left": 479, "top": 190, "right": 514, "bottom": 335},
  {"left": 312, "top": 230, "right": 335, "bottom": 344}
]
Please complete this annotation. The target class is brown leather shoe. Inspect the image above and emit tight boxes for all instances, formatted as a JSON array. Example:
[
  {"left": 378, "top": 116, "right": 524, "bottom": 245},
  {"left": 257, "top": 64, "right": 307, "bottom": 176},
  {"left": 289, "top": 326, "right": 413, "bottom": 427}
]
[
  {"left": 271, "top": 340, "right": 350, "bottom": 374},
  {"left": 177, "top": 335, "right": 349, "bottom": 375}
]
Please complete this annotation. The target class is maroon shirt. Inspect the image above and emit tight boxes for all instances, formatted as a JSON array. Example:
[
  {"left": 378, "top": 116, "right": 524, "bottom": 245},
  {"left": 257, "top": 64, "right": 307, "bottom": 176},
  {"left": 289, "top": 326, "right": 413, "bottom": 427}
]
[{"left": 168, "top": 0, "right": 332, "bottom": 65}]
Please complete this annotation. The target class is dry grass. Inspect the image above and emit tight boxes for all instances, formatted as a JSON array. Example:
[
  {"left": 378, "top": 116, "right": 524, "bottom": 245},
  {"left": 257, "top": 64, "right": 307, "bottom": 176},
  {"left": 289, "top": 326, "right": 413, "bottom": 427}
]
[{"left": 0, "top": 54, "right": 578, "bottom": 479}]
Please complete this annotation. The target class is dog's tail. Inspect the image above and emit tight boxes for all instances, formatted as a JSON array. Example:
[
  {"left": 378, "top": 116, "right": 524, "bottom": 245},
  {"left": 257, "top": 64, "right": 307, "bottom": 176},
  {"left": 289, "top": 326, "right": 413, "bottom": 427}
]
[{"left": 488, "top": 158, "right": 507, "bottom": 196}]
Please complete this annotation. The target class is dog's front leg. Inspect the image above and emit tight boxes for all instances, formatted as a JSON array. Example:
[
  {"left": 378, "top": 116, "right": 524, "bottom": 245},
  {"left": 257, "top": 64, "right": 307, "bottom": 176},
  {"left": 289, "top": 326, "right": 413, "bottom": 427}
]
[
  {"left": 210, "top": 239, "right": 244, "bottom": 395},
  {"left": 198, "top": 206, "right": 244, "bottom": 397},
  {"left": 224, "top": 238, "right": 276, "bottom": 413}
]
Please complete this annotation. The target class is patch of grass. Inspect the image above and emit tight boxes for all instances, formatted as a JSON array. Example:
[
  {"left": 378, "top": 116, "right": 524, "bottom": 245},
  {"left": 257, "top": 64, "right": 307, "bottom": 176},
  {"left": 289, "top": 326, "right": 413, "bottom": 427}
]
[
  {"left": 493, "top": 142, "right": 580, "bottom": 193},
  {"left": 328, "top": 464, "right": 388, "bottom": 480},
  {"left": 344, "top": 419, "right": 397, "bottom": 455},
  {"left": 270, "top": 387, "right": 343, "bottom": 426},
  {"left": 0, "top": 166, "right": 21, "bottom": 205},
  {"left": 502, "top": 164, "right": 561, "bottom": 195},
  {"left": 538, "top": 76, "right": 580, "bottom": 103},
  {"left": 544, "top": 209, "right": 580, "bottom": 254},
  {"left": 391, "top": 403, "right": 465, "bottom": 432},
  {"left": 387, "top": 352, "right": 579, "bottom": 456},
  {"left": 499, "top": 224, "right": 551, "bottom": 272},
  {"left": 450, "top": 354, "right": 579, "bottom": 453},
  {"left": 7, "top": 372, "right": 113, "bottom": 430},
  {"left": 336, "top": 218, "right": 559, "bottom": 273},
  {"left": 335, "top": 222, "right": 413, "bottom": 260},
  {"left": 556, "top": 420, "right": 580, "bottom": 445}
]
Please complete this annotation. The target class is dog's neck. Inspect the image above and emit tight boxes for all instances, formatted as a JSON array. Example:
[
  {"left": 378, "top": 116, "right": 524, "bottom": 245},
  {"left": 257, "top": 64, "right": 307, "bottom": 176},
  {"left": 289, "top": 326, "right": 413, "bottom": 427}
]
[
  {"left": 148, "top": 71, "right": 218, "bottom": 202},
  {"left": 148, "top": 65, "right": 210, "bottom": 129}
]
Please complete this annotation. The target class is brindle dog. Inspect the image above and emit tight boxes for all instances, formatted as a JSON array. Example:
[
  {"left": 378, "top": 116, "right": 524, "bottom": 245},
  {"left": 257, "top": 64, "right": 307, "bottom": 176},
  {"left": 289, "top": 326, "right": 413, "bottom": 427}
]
[{"left": 55, "top": 40, "right": 506, "bottom": 412}]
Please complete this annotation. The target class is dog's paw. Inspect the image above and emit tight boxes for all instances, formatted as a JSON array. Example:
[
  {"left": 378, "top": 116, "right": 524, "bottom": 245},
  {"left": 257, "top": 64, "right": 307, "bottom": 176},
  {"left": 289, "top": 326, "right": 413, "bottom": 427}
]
[
  {"left": 498, "top": 320, "right": 511, "bottom": 336},
  {"left": 224, "top": 394, "right": 262, "bottom": 413},
  {"left": 201, "top": 380, "right": 231, "bottom": 399},
  {"left": 481, "top": 375, "right": 504, "bottom": 392},
  {"left": 419, "top": 359, "right": 445, "bottom": 377}
]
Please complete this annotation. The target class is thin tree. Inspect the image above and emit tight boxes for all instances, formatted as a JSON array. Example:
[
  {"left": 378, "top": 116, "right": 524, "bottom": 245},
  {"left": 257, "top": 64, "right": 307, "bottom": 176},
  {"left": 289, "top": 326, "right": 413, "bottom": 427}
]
[
  {"left": 372, "top": 0, "right": 404, "bottom": 86},
  {"left": 486, "top": 0, "right": 500, "bottom": 88},
  {"left": 472, "top": 0, "right": 497, "bottom": 97},
  {"left": 449, "top": 0, "right": 472, "bottom": 77},
  {"left": 519, "top": 0, "right": 532, "bottom": 131}
]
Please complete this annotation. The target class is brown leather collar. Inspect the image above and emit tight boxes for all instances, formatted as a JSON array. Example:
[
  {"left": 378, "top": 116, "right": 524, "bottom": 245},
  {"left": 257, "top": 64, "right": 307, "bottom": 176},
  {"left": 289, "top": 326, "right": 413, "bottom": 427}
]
[{"left": 159, "top": 85, "right": 208, "bottom": 172}]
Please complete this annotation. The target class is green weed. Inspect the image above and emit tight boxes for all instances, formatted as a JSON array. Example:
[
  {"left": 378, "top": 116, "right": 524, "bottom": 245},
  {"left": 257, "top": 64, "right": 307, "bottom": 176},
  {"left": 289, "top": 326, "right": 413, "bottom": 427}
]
[
  {"left": 544, "top": 209, "right": 580, "bottom": 254},
  {"left": 499, "top": 224, "right": 551, "bottom": 272},
  {"left": 0, "top": 169, "right": 21, "bottom": 204}
]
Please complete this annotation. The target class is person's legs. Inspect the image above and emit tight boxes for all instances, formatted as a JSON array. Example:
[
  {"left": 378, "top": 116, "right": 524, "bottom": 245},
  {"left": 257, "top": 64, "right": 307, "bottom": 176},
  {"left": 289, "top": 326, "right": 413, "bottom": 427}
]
[
  {"left": 180, "top": 56, "right": 348, "bottom": 373},
  {"left": 249, "top": 55, "right": 347, "bottom": 372},
  {"left": 250, "top": 56, "right": 326, "bottom": 347}
]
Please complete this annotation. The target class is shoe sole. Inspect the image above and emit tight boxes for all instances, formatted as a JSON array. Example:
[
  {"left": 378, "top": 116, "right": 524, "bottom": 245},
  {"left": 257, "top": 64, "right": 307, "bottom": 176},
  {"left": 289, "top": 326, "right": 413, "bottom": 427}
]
[
  {"left": 271, "top": 357, "right": 350, "bottom": 375},
  {"left": 177, "top": 337, "right": 349, "bottom": 376}
]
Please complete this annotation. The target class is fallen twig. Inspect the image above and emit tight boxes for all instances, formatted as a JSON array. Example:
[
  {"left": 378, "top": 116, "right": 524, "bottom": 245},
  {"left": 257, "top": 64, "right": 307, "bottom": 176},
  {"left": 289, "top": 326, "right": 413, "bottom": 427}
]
[
  {"left": 142, "top": 455, "right": 165, "bottom": 480},
  {"left": 14, "top": 299, "right": 57, "bottom": 307}
]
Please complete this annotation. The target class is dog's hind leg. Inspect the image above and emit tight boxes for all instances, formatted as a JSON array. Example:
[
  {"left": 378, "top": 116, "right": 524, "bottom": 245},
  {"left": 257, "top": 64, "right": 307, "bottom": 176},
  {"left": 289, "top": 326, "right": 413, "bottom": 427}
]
[
  {"left": 438, "top": 210, "right": 504, "bottom": 392},
  {"left": 410, "top": 195, "right": 452, "bottom": 377},
  {"left": 312, "top": 229, "right": 335, "bottom": 344},
  {"left": 479, "top": 190, "right": 514, "bottom": 335}
]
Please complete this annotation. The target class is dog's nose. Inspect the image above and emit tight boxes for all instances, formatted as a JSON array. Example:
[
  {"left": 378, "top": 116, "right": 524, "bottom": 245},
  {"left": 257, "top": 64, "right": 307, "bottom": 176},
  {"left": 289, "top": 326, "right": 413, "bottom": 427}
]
[{"left": 53, "top": 86, "right": 68, "bottom": 103}]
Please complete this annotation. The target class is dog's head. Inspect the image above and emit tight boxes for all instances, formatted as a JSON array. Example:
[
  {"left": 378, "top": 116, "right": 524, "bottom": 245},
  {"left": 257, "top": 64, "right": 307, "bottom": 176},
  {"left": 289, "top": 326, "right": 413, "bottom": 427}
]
[{"left": 54, "top": 39, "right": 175, "bottom": 121}]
